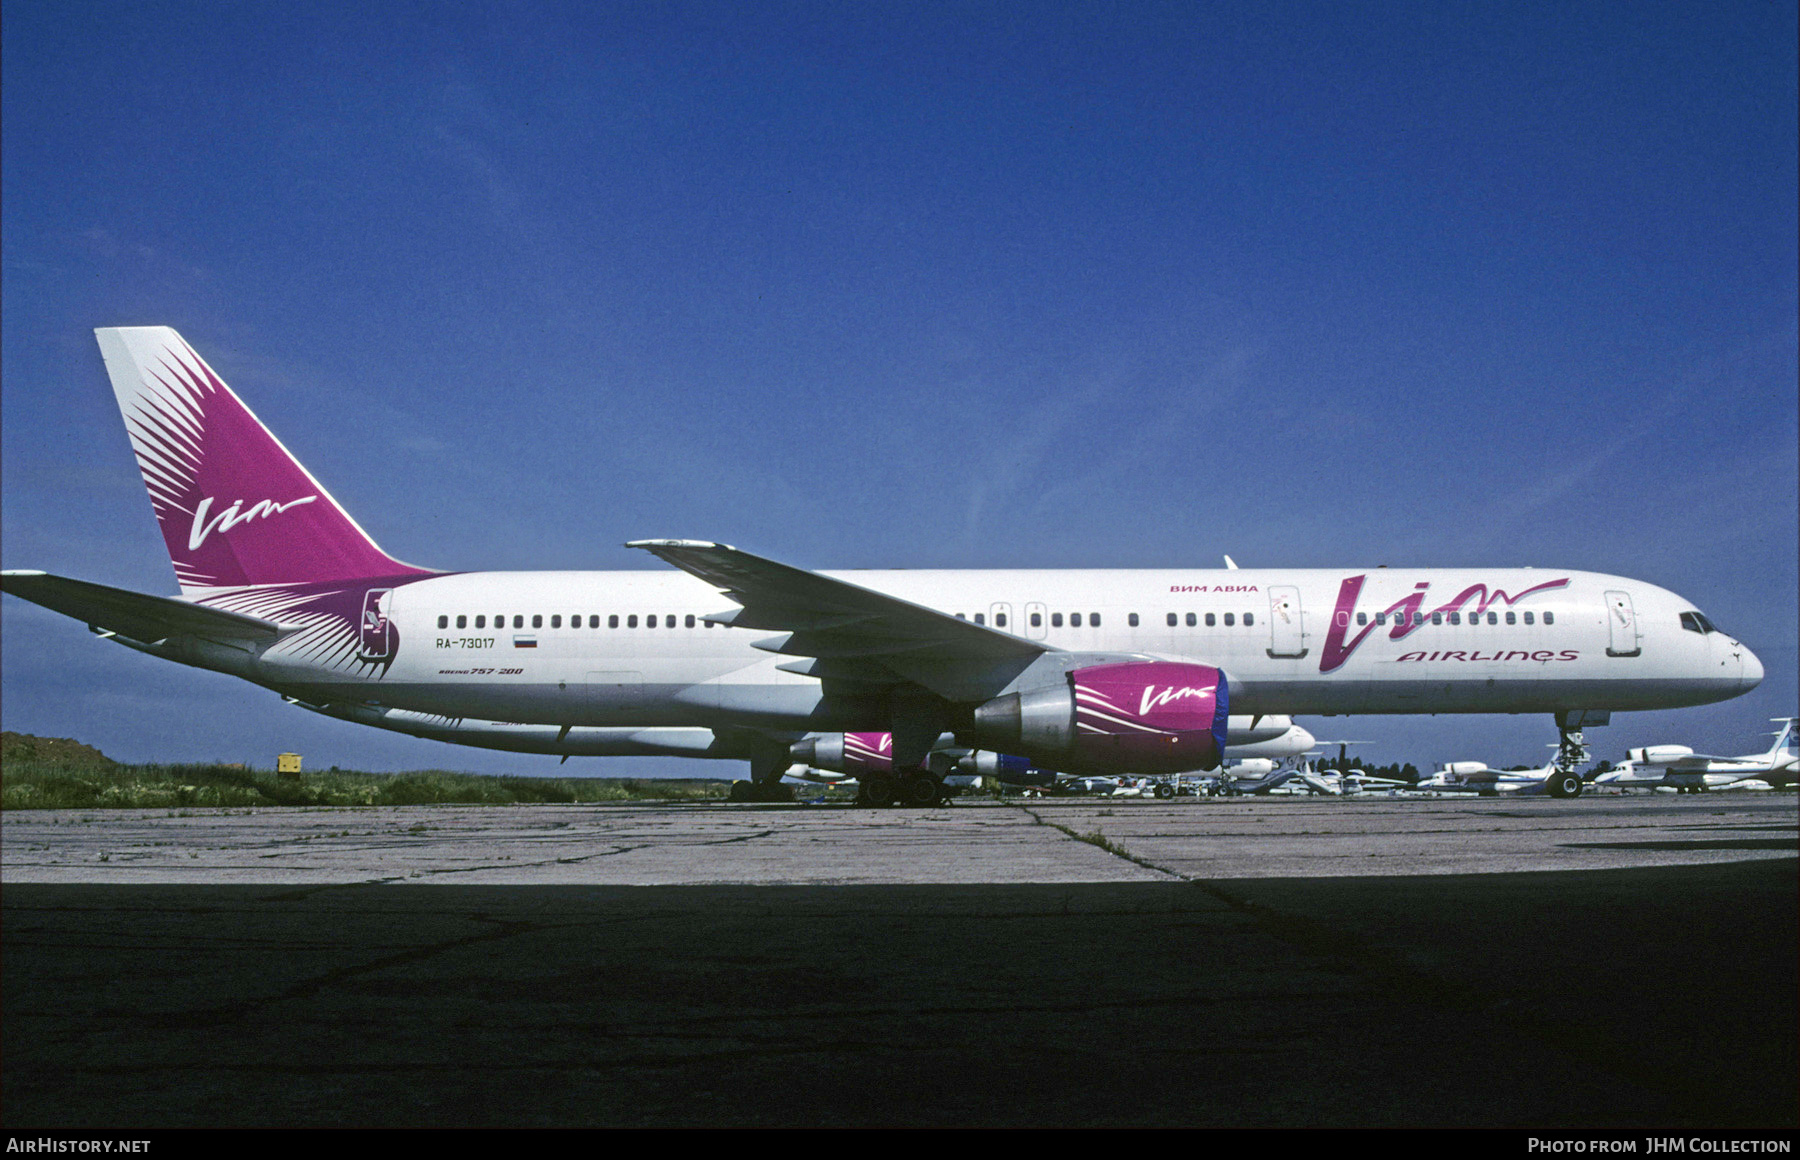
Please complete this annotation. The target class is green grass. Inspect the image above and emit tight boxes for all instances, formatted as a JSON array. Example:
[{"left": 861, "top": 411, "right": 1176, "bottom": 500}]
[{"left": 0, "top": 757, "right": 735, "bottom": 810}]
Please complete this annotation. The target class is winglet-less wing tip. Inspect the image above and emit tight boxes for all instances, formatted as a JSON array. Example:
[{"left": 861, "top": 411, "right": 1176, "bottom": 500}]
[{"left": 625, "top": 539, "right": 736, "bottom": 551}]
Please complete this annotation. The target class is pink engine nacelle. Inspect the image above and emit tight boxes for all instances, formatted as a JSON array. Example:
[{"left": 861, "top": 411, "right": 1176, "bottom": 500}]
[
  {"left": 790, "top": 731, "right": 897, "bottom": 774},
  {"left": 969, "top": 661, "right": 1229, "bottom": 774}
]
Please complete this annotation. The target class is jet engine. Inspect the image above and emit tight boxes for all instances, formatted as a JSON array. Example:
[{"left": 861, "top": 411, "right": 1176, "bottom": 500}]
[
  {"left": 957, "top": 750, "right": 1057, "bottom": 787},
  {"left": 792, "top": 732, "right": 1061, "bottom": 788},
  {"left": 1439, "top": 762, "right": 1489, "bottom": 777},
  {"left": 967, "top": 661, "right": 1228, "bottom": 773},
  {"left": 789, "top": 732, "right": 894, "bottom": 773}
]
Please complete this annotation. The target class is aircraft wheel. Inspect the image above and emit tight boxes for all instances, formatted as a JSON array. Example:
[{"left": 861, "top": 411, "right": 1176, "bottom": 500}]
[
  {"left": 901, "top": 776, "right": 941, "bottom": 807},
  {"left": 864, "top": 773, "right": 897, "bottom": 808},
  {"left": 1547, "top": 771, "right": 1582, "bottom": 799},
  {"left": 1154, "top": 783, "right": 1175, "bottom": 799},
  {"left": 728, "top": 780, "right": 755, "bottom": 802}
]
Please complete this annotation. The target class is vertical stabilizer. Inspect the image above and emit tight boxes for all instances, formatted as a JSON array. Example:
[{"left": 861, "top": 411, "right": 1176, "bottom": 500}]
[
  {"left": 95, "top": 327, "right": 432, "bottom": 592},
  {"left": 1767, "top": 719, "right": 1797, "bottom": 762}
]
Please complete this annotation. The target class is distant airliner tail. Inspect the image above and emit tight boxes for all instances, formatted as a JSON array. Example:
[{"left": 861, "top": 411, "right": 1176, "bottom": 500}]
[
  {"left": 1767, "top": 718, "right": 1797, "bottom": 762},
  {"left": 94, "top": 327, "right": 431, "bottom": 592}
]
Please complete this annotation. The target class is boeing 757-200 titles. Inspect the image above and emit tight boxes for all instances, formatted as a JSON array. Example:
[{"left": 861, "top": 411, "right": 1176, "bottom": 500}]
[{"left": 0, "top": 328, "right": 1765, "bottom": 802}]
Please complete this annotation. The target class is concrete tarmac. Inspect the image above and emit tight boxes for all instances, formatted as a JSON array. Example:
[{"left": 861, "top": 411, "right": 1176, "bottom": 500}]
[
  {"left": 2, "top": 795, "right": 1794, "bottom": 1127},
  {"left": 5, "top": 794, "right": 1795, "bottom": 884}
]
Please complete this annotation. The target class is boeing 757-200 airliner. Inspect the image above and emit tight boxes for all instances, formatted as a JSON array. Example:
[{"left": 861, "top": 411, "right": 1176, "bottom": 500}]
[{"left": 0, "top": 328, "right": 1765, "bottom": 802}]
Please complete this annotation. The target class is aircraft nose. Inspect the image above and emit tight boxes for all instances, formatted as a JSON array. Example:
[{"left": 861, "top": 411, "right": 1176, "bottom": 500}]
[
  {"left": 1292, "top": 726, "right": 1316, "bottom": 751},
  {"left": 1739, "top": 643, "right": 1764, "bottom": 691}
]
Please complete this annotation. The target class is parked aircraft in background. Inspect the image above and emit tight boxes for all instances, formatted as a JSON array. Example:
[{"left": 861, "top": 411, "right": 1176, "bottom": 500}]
[
  {"left": 786, "top": 716, "right": 1317, "bottom": 803},
  {"left": 0, "top": 327, "right": 1765, "bottom": 804},
  {"left": 1206, "top": 757, "right": 1302, "bottom": 796},
  {"left": 1414, "top": 755, "right": 1581, "bottom": 797},
  {"left": 1280, "top": 739, "right": 1400, "bottom": 794},
  {"left": 1285, "top": 765, "right": 1412, "bottom": 795},
  {"left": 1212, "top": 717, "right": 1316, "bottom": 759},
  {"left": 1336, "top": 769, "right": 1411, "bottom": 793},
  {"left": 1593, "top": 719, "right": 1796, "bottom": 794}
]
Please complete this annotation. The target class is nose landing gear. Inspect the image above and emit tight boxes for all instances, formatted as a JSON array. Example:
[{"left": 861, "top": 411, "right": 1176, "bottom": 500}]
[{"left": 1549, "top": 711, "right": 1604, "bottom": 798}]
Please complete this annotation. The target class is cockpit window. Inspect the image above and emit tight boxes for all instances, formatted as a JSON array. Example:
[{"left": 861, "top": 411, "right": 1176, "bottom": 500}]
[{"left": 1680, "top": 611, "right": 1719, "bottom": 634}]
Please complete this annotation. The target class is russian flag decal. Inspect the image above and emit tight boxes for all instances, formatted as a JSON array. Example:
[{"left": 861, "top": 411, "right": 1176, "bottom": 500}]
[{"left": 513, "top": 634, "right": 537, "bottom": 649}]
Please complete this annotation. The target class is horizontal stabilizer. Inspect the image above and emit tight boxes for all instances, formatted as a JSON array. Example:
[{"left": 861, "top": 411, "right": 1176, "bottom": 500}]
[{"left": 1, "top": 570, "right": 284, "bottom": 644}]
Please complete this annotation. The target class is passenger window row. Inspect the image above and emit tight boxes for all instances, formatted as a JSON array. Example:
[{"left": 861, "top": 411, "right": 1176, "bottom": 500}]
[
  {"left": 1342, "top": 610, "right": 1555, "bottom": 627},
  {"left": 1165, "top": 612, "right": 1256, "bottom": 628},
  {"left": 954, "top": 611, "right": 1107, "bottom": 628},
  {"left": 440, "top": 606, "right": 1562, "bottom": 634},
  {"left": 946, "top": 610, "right": 1268, "bottom": 630},
  {"left": 438, "top": 613, "right": 711, "bottom": 630},
  {"left": 1039, "top": 611, "right": 1105, "bottom": 628}
]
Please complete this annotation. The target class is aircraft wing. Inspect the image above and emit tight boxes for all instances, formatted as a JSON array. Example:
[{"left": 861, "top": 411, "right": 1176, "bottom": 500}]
[
  {"left": 627, "top": 540, "right": 1051, "bottom": 700},
  {"left": 1, "top": 570, "right": 284, "bottom": 644}
]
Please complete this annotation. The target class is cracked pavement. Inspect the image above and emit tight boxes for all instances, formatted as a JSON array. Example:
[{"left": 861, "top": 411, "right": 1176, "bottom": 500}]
[
  {"left": 2, "top": 796, "right": 1793, "bottom": 1127},
  {"left": 2, "top": 795, "right": 1792, "bottom": 884}
]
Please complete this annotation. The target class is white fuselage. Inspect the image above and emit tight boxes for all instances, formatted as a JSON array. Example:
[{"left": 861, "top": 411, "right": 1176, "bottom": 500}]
[{"left": 226, "top": 566, "right": 1757, "bottom": 733}]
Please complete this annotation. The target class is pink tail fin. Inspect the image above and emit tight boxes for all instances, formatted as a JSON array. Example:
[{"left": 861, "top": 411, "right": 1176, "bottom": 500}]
[{"left": 95, "top": 327, "right": 432, "bottom": 592}]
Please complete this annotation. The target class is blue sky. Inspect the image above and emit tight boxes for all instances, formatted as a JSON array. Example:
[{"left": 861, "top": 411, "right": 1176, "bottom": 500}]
[{"left": 4, "top": 1, "right": 1795, "bottom": 775}]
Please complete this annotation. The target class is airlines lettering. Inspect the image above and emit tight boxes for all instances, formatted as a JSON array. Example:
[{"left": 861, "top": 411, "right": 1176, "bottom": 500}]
[
  {"left": 1393, "top": 650, "right": 1580, "bottom": 663},
  {"left": 1319, "top": 574, "right": 1570, "bottom": 673},
  {"left": 1170, "top": 585, "right": 1259, "bottom": 593},
  {"left": 188, "top": 494, "right": 318, "bottom": 551},
  {"left": 1139, "top": 685, "right": 1217, "bottom": 716}
]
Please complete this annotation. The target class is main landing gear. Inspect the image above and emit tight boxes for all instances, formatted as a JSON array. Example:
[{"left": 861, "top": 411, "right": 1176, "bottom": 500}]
[
  {"left": 854, "top": 771, "right": 949, "bottom": 808},
  {"left": 726, "top": 748, "right": 796, "bottom": 803},
  {"left": 726, "top": 780, "right": 793, "bottom": 803}
]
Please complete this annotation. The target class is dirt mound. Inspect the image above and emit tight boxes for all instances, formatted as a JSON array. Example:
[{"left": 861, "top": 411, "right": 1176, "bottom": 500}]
[{"left": 1, "top": 732, "right": 117, "bottom": 769}]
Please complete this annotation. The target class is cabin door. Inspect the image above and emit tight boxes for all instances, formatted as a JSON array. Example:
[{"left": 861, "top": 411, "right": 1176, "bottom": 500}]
[
  {"left": 1267, "top": 586, "right": 1306, "bottom": 658},
  {"left": 1604, "top": 591, "right": 1641, "bottom": 657}
]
